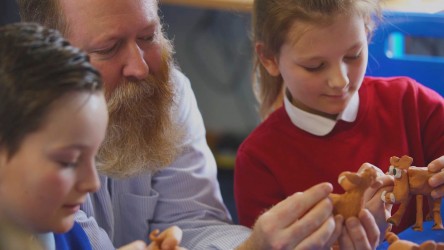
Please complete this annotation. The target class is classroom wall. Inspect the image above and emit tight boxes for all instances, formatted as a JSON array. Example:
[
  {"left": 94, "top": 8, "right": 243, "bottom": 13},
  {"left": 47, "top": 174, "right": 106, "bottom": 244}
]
[{"left": 160, "top": 5, "right": 260, "bottom": 138}]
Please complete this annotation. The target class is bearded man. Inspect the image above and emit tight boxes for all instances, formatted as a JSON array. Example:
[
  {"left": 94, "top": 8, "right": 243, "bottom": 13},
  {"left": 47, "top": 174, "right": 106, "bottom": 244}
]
[{"left": 16, "top": 0, "right": 370, "bottom": 249}]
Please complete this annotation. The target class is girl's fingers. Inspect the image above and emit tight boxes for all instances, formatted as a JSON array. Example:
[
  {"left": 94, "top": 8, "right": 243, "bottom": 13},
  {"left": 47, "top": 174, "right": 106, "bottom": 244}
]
[
  {"left": 338, "top": 226, "right": 354, "bottom": 249},
  {"left": 345, "top": 217, "right": 372, "bottom": 250},
  {"left": 428, "top": 156, "right": 444, "bottom": 173},
  {"left": 359, "top": 209, "right": 380, "bottom": 249}
]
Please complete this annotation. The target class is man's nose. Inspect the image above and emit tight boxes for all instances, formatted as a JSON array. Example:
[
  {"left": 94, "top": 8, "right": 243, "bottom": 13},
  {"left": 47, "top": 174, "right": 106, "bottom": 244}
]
[{"left": 122, "top": 43, "right": 149, "bottom": 81}]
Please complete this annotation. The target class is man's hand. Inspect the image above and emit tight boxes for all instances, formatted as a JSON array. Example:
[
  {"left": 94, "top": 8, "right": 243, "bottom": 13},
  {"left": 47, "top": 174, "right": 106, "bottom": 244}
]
[{"left": 237, "top": 183, "right": 343, "bottom": 250}]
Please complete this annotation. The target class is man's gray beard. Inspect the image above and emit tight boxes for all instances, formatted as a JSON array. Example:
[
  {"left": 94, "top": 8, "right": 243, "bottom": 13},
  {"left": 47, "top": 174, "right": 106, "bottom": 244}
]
[{"left": 97, "top": 61, "right": 184, "bottom": 178}]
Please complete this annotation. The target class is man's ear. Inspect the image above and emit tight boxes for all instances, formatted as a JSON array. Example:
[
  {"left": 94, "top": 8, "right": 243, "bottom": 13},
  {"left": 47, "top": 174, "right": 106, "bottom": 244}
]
[{"left": 255, "top": 42, "right": 280, "bottom": 77}]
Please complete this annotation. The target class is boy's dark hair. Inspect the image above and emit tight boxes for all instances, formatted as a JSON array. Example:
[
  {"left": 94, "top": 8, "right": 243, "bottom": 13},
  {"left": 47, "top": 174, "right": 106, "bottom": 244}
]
[{"left": 0, "top": 22, "right": 102, "bottom": 156}]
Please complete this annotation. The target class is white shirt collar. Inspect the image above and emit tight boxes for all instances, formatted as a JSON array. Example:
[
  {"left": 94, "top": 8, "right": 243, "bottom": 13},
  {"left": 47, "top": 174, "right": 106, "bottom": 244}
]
[
  {"left": 35, "top": 233, "right": 55, "bottom": 250},
  {"left": 284, "top": 90, "right": 359, "bottom": 136}
]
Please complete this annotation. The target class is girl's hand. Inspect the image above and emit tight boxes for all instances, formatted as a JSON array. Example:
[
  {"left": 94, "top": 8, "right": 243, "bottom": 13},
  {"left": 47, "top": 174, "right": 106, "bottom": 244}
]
[
  {"left": 428, "top": 156, "right": 444, "bottom": 199},
  {"left": 359, "top": 163, "right": 393, "bottom": 243},
  {"left": 337, "top": 209, "right": 380, "bottom": 250}
]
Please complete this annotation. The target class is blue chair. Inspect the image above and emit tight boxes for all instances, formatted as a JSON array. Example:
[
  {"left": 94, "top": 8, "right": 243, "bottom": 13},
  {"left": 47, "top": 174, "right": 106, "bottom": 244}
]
[{"left": 366, "top": 11, "right": 444, "bottom": 96}]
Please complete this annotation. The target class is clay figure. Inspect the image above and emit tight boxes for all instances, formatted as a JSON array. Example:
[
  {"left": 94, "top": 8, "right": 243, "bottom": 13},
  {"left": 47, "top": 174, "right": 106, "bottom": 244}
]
[
  {"left": 381, "top": 155, "right": 443, "bottom": 231},
  {"left": 148, "top": 226, "right": 182, "bottom": 250},
  {"left": 330, "top": 164, "right": 379, "bottom": 219}
]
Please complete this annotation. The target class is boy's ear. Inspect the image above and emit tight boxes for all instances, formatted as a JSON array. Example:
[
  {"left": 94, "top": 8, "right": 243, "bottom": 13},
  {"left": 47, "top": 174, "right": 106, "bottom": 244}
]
[
  {"left": 0, "top": 147, "right": 8, "bottom": 170},
  {"left": 255, "top": 42, "right": 280, "bottom": 77}
]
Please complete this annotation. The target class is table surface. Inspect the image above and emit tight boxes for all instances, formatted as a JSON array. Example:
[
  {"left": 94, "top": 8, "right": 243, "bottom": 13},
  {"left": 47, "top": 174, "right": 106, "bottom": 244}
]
[
  {"left": 377, "top": 221, "right": 444, "bottom": 249},
  {"left": 160, "top": 0, "right": 444, "bottom": 13}
]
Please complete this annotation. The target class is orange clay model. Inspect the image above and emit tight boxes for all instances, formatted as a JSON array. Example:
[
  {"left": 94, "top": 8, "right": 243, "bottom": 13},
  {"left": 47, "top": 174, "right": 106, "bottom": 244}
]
[
  {"left": 381, "top": 155, "right": 443, "bottom": 231},
  {"left": 148, "top": 226, "right": 182, "bottom": 250},
  {"left": 329, "top": 164, "right": 379, "bottom": 219},
  {"left": 385, "top": 231, "right": 444, "bottom": 250}
]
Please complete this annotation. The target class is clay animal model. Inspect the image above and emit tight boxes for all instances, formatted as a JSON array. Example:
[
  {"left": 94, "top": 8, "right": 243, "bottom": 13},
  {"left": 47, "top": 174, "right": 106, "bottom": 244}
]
[
  {"left": 385, "top": 231, "right": 444, "bottom": 250},
  {"left": 381, "top": 155, "right": 443, "bottom": 231},
  {"left": 329, "top": 164, "right": 379, "bottom": 219},
  {"left": 149, "top": 226, "right": 182, "bottom": 250}
]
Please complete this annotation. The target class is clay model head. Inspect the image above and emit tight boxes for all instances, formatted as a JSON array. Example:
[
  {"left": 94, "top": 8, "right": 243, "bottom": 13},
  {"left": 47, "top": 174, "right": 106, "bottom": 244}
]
[
  {"left": 389, "top": 155, "right": 413, "bottom": 171},
  {"left": 338, "top": 166, "right": 378, "bottom": 191},
  {"left": 330, "top": 164, "right": 380, "bottom": 219}
]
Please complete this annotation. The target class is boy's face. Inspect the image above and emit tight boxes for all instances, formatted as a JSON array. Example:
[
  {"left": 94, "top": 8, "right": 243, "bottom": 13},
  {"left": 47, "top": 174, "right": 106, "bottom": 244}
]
[
  {"left": 262, "top": 14, "right": 368, "bottom": 119},
  {"left": 0, "top": 92, "right": 108, "bottom": 233}
]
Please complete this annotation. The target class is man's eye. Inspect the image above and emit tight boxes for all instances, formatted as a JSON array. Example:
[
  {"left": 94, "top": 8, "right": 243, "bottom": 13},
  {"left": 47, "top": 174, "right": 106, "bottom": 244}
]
[
  {"left": 90, "top": 42, "right": 120, "bottom": 57},
  {"left": 139, "top": 35, "right": 155, "bottom": 42},
  {"left": 94, "top": 45, "right": 117, "bottom": 55},
  {"left": 95, "top": 48, "right": 113, "bottom": 55}
]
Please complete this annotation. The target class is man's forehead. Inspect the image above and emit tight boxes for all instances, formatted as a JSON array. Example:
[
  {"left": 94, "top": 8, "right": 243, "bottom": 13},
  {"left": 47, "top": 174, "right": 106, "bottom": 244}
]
[
  {"left": 61, "top": 0, "right": 160, "bottom": 40},
  {"left": 60, "top": 0, "right": 159, "bottom": 20}
]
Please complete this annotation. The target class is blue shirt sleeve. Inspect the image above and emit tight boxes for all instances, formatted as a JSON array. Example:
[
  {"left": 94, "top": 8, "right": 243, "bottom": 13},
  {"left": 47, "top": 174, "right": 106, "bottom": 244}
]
[{"left": 54, "top": 222, "right": 92, "bottom": 250}]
